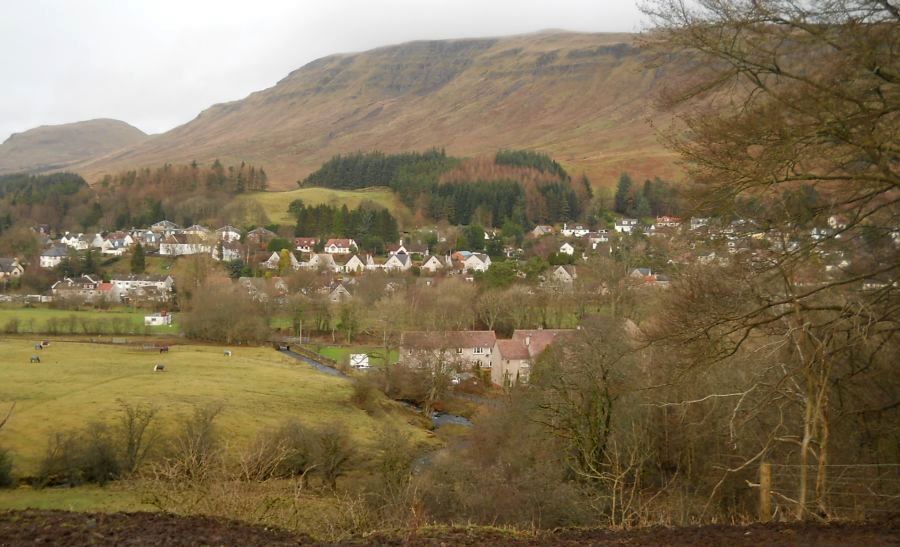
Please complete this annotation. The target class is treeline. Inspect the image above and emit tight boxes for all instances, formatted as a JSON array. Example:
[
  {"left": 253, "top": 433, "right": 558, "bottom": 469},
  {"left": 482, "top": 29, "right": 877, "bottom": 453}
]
[
  {"left": 302, "top": 149, "right": 587, "bottom": 227},
  {"left": 0, "top": 161, "right": 268, "bottom": 242},
  {"left": 289, "top": 200, "right": 400, "bottom": 251},
  {"left": 614, "top": 173, "right": 681, "bottom": 218},
  {"left": 495, "top": 149, "right": 569, "bottom": 181},
  {"left": 301, "top": 149, "right": 453, "bottom": 191}
]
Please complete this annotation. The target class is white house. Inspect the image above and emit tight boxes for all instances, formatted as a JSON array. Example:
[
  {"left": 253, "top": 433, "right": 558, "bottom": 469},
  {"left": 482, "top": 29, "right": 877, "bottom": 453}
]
[
  {"left": 263, "top": 250, "right": 301, "bottom": 271},
  {"left": 561, "top": 223, "right": 590, "bottom": 238},
  {"left": 144, "top": 312, "right": 173, "bottom": 326},
  {"left": 150, "top": 220, "right": 182, "bottom": 236},
  {"left": 216, "top": 225, "right": 242, "bottom": 243},
  {"left": 40, "top": 246, "right": 69, "bottom": 269},
  {"left": 324, "top": 238, "right": 357, "bottom": 254},
  {"left": 614, "top": 218, "right": 638, "bottom": 233},
  {"left": 336, "top": 254, "right": 366, "bottom": 273},
  {"left": 294, "top": 237, "right": 318, "bottom": 253},
  {"left": 302, "top": 253, "right": 337, "bottom": 272},
  {"left": 551, "top": 264, "right": 577, "bottom": 285},
  {"left": 383, "top": 253, "right": 412, "bottom": 272},
  {"left": 463, "top": 253, "right": 491, "bottom": 273},
  {"left": 559, "top": 242, "right": 575, "bottom": 255},
  {"left": 160, "top": 234, "right": 211, "bottom": 256},
  {"left": 61, "top": 232, "right": 89, "bottom": 250},
  {"left": 421, "top": 255, "right": 444, "bottom": 273},
  {"left": 211, "top": 241, "right": 243, "bottom": 262}
]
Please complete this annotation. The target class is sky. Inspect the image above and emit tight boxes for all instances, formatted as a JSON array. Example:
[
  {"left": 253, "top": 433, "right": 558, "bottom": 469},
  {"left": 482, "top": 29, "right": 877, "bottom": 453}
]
[{"left": 0, "top": 0, "right": 646, "bottom": 142}]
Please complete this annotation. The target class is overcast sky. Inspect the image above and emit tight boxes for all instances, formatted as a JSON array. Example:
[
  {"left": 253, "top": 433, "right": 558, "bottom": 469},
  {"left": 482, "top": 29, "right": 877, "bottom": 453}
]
[{"left": 0, "top": 0, "right": 645, "bottom": 142}]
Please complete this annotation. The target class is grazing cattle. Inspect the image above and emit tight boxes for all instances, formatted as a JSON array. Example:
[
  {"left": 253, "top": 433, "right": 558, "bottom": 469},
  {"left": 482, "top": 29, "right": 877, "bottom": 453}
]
[
  {"left": 41, "top": 340, "right": 49, "bottom": 347},
  {"left": 223, "top": 350, "right": 232, "bottom": 357},
  {"left": 34, "top": 344, "right": 42, "bottom": 351},
  {"left": 159, "top": 346, "right": 169, "bottom": 354},
  {"left": 30, "top": 355, "right": 40, "bottom": 363},
  {"left": 153, "top": 364, "right": 165, "bottom": 372}
]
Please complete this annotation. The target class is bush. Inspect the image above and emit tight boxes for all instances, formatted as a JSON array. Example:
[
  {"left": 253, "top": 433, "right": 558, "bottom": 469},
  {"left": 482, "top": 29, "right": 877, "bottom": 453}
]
[
  {"left": 36, "top": 424, "right": 121, "bottom": 488},
  {"left": 0, "top": 448, "right": 14, "bottom": 488},
  {"left": 350, "top": 377, "right": 381, "bottom": 415}
]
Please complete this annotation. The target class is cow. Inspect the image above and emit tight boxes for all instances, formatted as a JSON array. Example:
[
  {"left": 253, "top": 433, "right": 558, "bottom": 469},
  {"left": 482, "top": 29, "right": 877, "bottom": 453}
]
[
  {"left": 41, "top": 340, "right": 49, "bottom": 347},
  {"left": 159, "top": 346, "right": 169, "bottom": 354},
  {"left": 153, "top": 364, "right": 165, "bottom": 372},
  {"left": 223, "top": 350, "right": 232, "bottom": 357},
  {"left": 30, "top": 355, "right": 40, "bottom": 363},
  {"left": 34, "top": 344, "right": 43, "bottom": 351}
]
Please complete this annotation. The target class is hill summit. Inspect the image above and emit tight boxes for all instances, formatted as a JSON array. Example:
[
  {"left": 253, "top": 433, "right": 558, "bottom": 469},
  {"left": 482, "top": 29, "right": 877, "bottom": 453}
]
[
  {"left": 76, "top": 32, "right": 678, "bottom": 189},
  {"left": 0, "top": 119, "right": 147, "bottom": 175}
]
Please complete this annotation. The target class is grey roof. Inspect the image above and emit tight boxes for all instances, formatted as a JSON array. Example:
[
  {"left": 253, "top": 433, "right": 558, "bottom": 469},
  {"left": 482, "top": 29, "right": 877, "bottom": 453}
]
[{"left": 42, "top": 245, "right": 69, "bottom": 257}]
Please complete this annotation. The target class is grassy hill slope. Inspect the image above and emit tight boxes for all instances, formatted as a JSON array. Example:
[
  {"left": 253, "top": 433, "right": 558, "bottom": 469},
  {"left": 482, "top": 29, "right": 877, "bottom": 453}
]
[
  {"left": 0, "top": 119, "right": 147, "bottom": 175},
  {"left": 0, "top": 340, "right": 425, "bottom": 475},
  {"left": 239, "top": 186, "right": 411, "bottom": 225},
  {"left": 74, "top": 32, "right": 680, "bottom": 190}
]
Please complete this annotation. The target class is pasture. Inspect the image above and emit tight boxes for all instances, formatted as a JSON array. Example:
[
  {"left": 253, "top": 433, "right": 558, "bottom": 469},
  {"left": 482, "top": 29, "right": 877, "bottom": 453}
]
[
  {"left": 0, "top": 306, "right": 177, "bottom": 335},
  {"left": 0, "top": 339, "right": 425, "bottom": 476},
  {"left": 241, "top": 186, "right": 413, "bottom": 225}
]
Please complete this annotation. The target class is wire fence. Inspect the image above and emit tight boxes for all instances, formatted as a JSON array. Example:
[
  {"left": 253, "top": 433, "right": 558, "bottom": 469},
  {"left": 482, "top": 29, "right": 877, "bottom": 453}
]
[{"left": 763, "top": 463, "right": 900, "bottom": 520}]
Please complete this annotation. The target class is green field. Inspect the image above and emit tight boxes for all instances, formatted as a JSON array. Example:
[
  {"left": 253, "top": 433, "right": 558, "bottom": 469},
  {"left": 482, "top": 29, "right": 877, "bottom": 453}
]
[
  {"left": 0, "top": 340, "right": 425, "bottom": 476},
  {"left": 0, "top": 306, "right": 178, "bottom": 335},
  {"left": 241, "top": 186, "right": 412, "bottom": 225}
]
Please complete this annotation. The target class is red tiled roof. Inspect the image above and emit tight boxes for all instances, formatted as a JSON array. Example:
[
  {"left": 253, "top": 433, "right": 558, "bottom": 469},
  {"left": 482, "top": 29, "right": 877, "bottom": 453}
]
[
  {"left": 511, "top": 329, "right": 573, "bottom": 358},
  {"left": 496, "top": 339, "right": 530, "bottom": 360}
]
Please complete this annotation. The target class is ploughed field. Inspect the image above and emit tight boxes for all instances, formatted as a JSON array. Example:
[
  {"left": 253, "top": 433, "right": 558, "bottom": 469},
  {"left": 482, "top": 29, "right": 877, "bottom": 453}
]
[
  {"left": 0, "top": 339, "right": 419, "bottom": 477},
  {"left": 0, "top": 510, "right": 897, "bottom": 546}
]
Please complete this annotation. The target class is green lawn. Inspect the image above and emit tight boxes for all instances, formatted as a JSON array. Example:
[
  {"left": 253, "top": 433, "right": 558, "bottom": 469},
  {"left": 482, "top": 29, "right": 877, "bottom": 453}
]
[
  {"left": 0, "top": 306, "right": 179, "bottom": 335},
  {"left": 0, "top": 340, "right": 426, "bottom": 476},
  {"left": 314, "top": 345, "right": 399, "bottom": 367},
  {"left": 0, "top": 485, "right": 153, "bottom": 513},
  {"left": 241, "top": 186, "right": 413, "bottom": 226},
  {"left": 100, "top": 256, "right": 176, "bottom": 277}
]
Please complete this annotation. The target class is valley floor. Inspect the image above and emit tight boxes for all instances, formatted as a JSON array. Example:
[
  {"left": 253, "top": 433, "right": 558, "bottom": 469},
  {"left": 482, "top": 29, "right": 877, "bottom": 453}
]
[{"left": 0, "top": 510, "right": 896, "bottom": 546}]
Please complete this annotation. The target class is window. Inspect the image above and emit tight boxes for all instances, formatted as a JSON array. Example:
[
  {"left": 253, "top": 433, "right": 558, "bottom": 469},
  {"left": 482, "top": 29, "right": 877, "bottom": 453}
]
[
  {"left": 456, "top": 348, "right": 463, "bottom": 354},
  {"left": 473, "top": 347, "right": 484, "bottom": 354}
]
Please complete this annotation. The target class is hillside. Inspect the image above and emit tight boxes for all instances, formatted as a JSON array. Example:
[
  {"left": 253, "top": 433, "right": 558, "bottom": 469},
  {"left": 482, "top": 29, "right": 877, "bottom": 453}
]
[
  {"left": 74, "top": 32, "right": 680, "bottom": 190},
  {"left": 0, "top": 119, "right": 147, "bottom": 175}
]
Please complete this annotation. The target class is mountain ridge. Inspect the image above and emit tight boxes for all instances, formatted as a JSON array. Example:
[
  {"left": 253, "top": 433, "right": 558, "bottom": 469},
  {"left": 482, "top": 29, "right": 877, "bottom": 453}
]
[{"left": 71, "top": 32, "right": 680, "bottom": 189}]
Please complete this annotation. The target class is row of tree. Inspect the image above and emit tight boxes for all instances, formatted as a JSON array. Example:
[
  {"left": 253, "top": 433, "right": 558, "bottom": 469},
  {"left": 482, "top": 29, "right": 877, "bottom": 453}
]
[{"left": 288, "top": 200, "right": 400, "bottom": 250}]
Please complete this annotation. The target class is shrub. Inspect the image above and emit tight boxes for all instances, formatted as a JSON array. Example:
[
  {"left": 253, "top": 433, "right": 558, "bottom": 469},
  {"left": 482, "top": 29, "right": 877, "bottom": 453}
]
[
  {"left": 0, "top": 448, "right": 13, "bottom": 488},
  {"left": 2, "top": 318, "right": 18, "bottom": 334}
]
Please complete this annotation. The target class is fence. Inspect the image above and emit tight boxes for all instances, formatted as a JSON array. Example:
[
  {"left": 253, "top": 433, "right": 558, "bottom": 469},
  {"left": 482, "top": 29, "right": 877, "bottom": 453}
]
[{"left": 757, "top": 462, "right": 900, "bottom": 521}]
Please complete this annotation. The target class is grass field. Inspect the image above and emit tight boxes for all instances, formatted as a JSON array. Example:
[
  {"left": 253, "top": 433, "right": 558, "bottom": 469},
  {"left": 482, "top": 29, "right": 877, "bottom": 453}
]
[
  {"left": 99, "top": 256, "right": 176, "bottom": 277},
  {"left": 0, "top": 306, "right": 178, "bottom": 335},
  {"left": 241, "top": 186, "right": 412, "bottom": 226},
  {"left": 0, "top": 485, "right": 152, "bottom": 513},
  {"left": 0, "top": 339, "right": 427, "bottom": 476}
]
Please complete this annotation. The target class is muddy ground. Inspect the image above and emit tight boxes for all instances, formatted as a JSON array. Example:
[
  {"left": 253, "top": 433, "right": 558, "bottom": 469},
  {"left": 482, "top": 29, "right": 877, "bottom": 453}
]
[{"left": 0, "top": 510, "right": 897, "bottom": 546}]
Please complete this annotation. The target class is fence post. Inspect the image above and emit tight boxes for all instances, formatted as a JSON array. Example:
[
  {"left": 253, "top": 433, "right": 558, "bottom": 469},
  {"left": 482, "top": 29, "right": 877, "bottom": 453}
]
[{"left": 759, "top": 462, "right": 772, "bottom": 522}]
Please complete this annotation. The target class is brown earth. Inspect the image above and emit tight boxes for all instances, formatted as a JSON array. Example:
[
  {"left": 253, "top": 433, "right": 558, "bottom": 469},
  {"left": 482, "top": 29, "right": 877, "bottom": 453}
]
[
  {"left": 1, "top": 510, "right": 898, "bottom": 546},
  {"left": 71, "top": 31, "right": 682, "bottom": 190}
]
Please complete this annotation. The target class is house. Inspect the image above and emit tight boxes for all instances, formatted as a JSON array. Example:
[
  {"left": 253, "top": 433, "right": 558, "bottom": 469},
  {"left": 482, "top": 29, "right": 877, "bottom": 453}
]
[
  {"left": 262, "top": 250, "right": 301, "bottom": 271},
  {"left": 421, "top": 255, "right": 444, "bottom": 273},
  {"left": 100, "top": 232, "right": 133, "bottom": 256},
  {"left": 630, "top": 267, "right": 655, "bottom": 282},
  {"left": 211, "top": 240, "right": 243, "bottom": 262},
  {"left": 246, "top": 227, "right": 277, "bottom": 247},
  {"left": 387, "top": 239, "right": 428, "bottom": 257},
  {"left": 144, "top": 312, "right": 173, "bottom": 326},
  {"left": 183, "top": 224, "right": 211, "bottom": 237},
  {"left": 160, "top": 234, "right": 211, "bottom": 256},
  {"left": 690, "top": 217, "right": 710, "bottom": 230},
  {"left": 655, "top": 216, "right": 682, "bottom": 228},
  {"left": 327, "top": 283, "right": 353, "bottom": 303},
  {"left": 551, "top": 264, "right": 577, "bottom": 285},
  {"left": 51, "top": 275, "right": 102, "bottom": 301},
  {"left": 491, "top": 329, "right": 572, "bottom": 386},
  {"left": 559, "top": 242, "right": 575, "bottom": 255},
  {"left": 561, "top": 223, "right": 590, "bottom": 238},
  {"left": 335, "top": 254, "right": 366, "bottom": 274},
  {"left": 132, "top": 230, "right": 162, "bottom": 249},
  {"left": 110, "top": 274, "right": 175, "bottom": 294},
  {"left": 294, "top": 237, "right": 318, "bottom": 253},
  {"left": 614, "top": 218, "right": 638, "bottom": 234},
  {"left": 463, "top": 253, "right": 491, "bottom": 273},
  {"left": 400, "top": 330, "right": 497, "bottom": 371},
  {"left": 40, "top": 245, "right": 69, "bottom": 269},
  {"left": 216, "top": 225, "right": 242, "bottom": 243},
  {"left": 302, "top": 253, "right": 337, "bottom": 272},
  {"left": 89, "top": 233, "right": 106, "bottom": 249},
  {"left": 150, "top": 220, "right": 182, "bottom": 236},
  {"left": 588, "top": 231, "right": 609, "bottom": 248},
  {"left": 383, "top": 253, "right": 412, "bottom": 272},
  {"left": 531, "top": 225, "right": 553, "bottom": 238},
  {"left": 239, "top": 277, "right": 288, "bottom": 303},
  {"left": 0, "top": 258, "right": 24, "bottom": 280},
  {"left": 324, "top": 238, "right": 357, "bottom": 254},
  {"left": 60, "top": 232, "right": 89, "bottom": 250}
]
